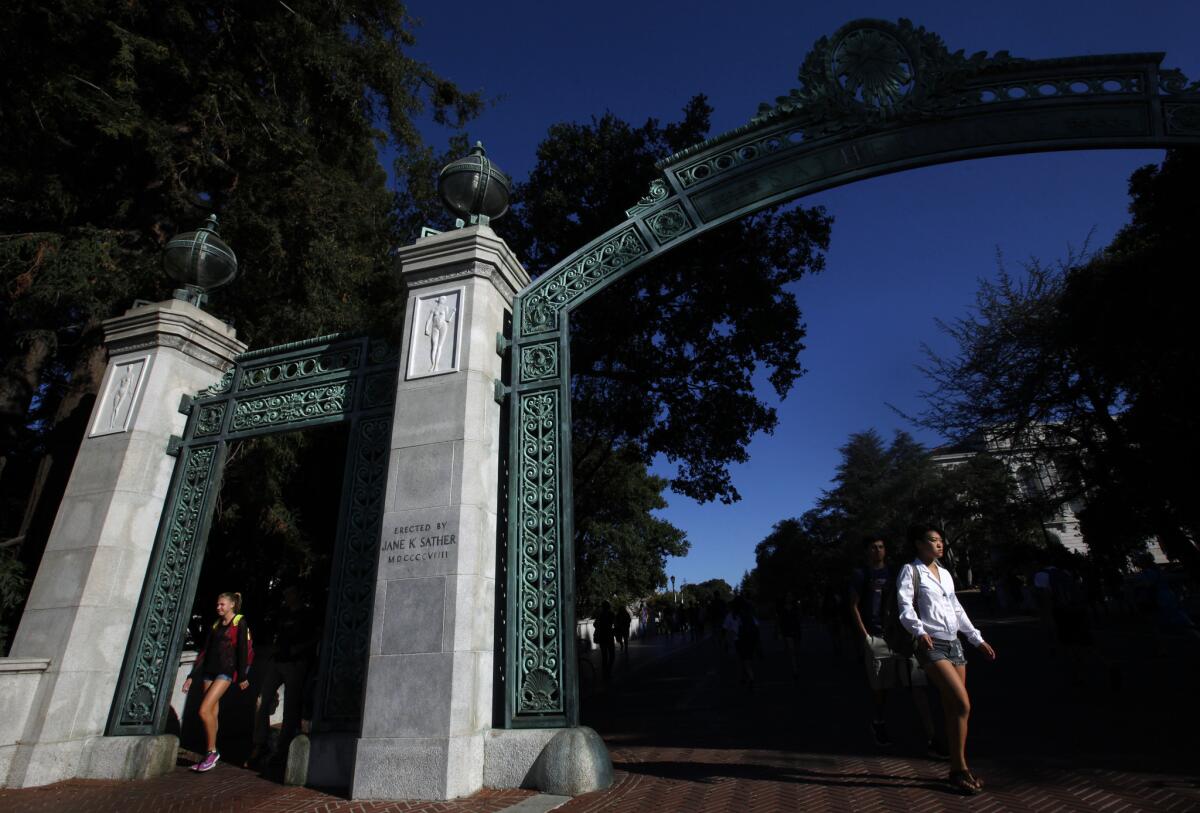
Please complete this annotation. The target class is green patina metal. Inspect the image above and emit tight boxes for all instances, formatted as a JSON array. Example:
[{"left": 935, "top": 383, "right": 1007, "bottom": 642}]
[
  {"left": 503, "top": 18, "right": 1200, "bottom": 728},
  {"left": 108, "top": 332, "right": 399, "bottom": 736}
]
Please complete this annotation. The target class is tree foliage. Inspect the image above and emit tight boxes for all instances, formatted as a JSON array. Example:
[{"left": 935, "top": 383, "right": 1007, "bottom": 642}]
[
  {"left": 746, "top": 428, "right": 1048, "bottom": 613},
  {"left": 0, "top": 0, "right": 481, "bottom": 638},
  {"left": 914, "top": 149, "right": 1200, "bottom": 574},
  {"left": 501, "top": 96, "right": 833, "bottom": 505},
  {"left": 572, "top": 445, "right": 688, "bottom": 615}
]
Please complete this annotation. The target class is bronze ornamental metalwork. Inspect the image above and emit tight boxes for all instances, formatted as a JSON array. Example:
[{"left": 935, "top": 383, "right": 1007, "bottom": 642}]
[
  {"left": 502, "top": 19, "right": 1200, "bottom": 728},
  {"left": 108, "top": 333, "right": 399, "bottom": 736}
]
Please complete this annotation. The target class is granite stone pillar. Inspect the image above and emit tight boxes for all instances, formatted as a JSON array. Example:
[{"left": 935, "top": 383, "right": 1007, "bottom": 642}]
[
  {"left": 352, "top": 225, "right": 527, "bottom": 800},
  {"left": 2, "top": 299, "right": 245, "bottom": 788}
]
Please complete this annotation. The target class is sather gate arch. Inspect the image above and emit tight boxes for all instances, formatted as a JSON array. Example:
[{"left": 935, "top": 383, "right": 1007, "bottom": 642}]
[{"left": 501, "top": 18, "right": 1200, "bottom": 728}]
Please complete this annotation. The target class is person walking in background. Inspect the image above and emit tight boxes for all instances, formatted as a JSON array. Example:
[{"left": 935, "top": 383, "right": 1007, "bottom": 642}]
[
  {"left": 726, "top": 595, "right": 761, "bottom": 688},
  {"left": 776, "top": 591, "right": 803, "bottom": 681},
  {"left": 615, "top": 604, "right": 632, "bottom": 654},
  {"left": 849, "top": 537, "right": 938, "bottom": 753},
  {"left": 898, "top": 525, "right": 997, "bottom": 796},
  {"left": 183, "top": 592, "right": 253, "bottom": 773},
  {"left": 594, "top": 602, "right": 617, "bottom": 681},
  {"left": 250, "top": 585, "right": 319, "bottom": 766}
]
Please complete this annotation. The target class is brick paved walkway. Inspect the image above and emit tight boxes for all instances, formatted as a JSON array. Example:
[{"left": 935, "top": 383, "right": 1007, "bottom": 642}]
[
  {"left": 0, "top": 764, "right": 535, "bottom": 813},
  {"left": 3, "top": 598, "right": 1198, "bottom": 811},
  {"left": 565, "top": 598, "right": 1200, "bottom": 811}
]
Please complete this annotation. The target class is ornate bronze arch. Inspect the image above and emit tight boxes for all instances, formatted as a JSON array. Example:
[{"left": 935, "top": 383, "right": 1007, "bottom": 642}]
[
  {"left": 108, "top": 332, "right": 399, "bottom": 736},
  {"left": 502, "top": 18, "right": 1200, "bottom": 728}
]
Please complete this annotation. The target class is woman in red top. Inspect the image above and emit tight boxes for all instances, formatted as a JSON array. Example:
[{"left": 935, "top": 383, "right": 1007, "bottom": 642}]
[{"left": 183, "top": 592, "right": 251, "bottom": 772}]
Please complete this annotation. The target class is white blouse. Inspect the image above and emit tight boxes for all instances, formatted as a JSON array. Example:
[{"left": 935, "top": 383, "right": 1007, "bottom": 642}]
[{"left": 896, "top": 559, "right": 985, "bottom": 646}]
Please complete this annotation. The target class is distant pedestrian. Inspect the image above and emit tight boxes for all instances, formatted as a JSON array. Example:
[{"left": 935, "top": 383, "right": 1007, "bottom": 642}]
[
  {"left": 726, "top": 596, "right": 761, "bottom": 688},
  {"left": 1131, "top": 553, "right": 1199, "bottom": 652},
  {"left": 776, "top": 592, "right": 803, "bottom": 681},
  {"left": 616, "top": 605, "right": 632, "bottom": 653},
  {"left": 897, "top": 526, "right": 996, "bottom": 796},
  {"left": 594, "top": 602, "right": 617, "bottom": 681},
  {"left": 848, "top": 537, "right": 937, "bottom": 753},
  {"left": 183, "top": 592, "right": 253, "bottom": 773}
]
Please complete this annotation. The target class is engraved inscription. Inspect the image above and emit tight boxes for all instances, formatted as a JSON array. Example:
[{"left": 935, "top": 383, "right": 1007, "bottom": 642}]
[{"left": 378, "top": 512, "right": 460, "bottom": 576}]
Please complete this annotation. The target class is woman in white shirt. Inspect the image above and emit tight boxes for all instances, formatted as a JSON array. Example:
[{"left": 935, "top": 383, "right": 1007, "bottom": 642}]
[{"left": 897, "top": 525, "right": 997, "bottom": 795}]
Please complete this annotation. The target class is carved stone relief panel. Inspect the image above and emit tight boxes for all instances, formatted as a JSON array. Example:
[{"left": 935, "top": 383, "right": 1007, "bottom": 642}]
[
  {"left": 90, "top": 355, "right": 151, "bottom": 437},
  {"left": 406, "top": 288, "right": 464, "bottom": 380}
]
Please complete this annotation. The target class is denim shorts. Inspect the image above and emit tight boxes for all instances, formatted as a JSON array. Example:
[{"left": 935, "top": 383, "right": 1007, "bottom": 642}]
[
  {"left": 916, "top": 637, "right": 966, "bottom": 667},
  {"left": 204, "top": 672, "right": 233, "bottom": 683}
]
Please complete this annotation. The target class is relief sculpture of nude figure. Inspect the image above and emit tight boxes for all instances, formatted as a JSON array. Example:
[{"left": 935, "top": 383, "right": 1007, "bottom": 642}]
[{"left": 424, "top": 295, "right": 456, "bottom": 372}]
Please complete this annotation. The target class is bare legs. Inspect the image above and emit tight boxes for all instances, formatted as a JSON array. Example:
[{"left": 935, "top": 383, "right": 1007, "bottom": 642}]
[
  {"left": 198, "top": 678, "right": 233, "bottom": 753},
  {"left": 924, "top": 659, "right": 970, "bottom": 772}
]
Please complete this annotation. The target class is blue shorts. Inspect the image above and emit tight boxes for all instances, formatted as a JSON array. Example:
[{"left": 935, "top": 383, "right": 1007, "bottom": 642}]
[
  {"left": 204, "top": 672, "right": 233, "bottom": 683},
  {"left": 917, "top": 638, "right": 967, "bottom": 667}
]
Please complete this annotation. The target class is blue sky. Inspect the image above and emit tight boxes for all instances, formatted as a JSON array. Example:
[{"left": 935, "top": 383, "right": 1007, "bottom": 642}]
[{"left": 401, "top": 1, "right": 1200, "bottom": 589}]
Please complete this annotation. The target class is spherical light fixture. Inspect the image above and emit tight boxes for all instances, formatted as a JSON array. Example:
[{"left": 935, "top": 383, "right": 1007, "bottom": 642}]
[
  {"left": 437, "top": 142, "right": 511, "bottom": 227},
  {"left": 163, "top": 214, "right": 239, "bottom": 307}
]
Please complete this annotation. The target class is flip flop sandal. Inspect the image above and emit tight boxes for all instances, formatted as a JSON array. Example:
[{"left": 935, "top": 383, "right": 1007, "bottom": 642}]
[{"left": 949, "top": 769, "right": 982, "bottom": 795}]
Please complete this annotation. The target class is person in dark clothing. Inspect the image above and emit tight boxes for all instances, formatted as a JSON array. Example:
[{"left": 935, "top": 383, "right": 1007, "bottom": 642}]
[
  {"left": 183, "top": 592, "right": 252, "bottom": 773},
  {"left": 615, "top": 605, "right": 632, "bottom": 653},
  {"left": 594, "top": 602, "right": 616, "bottom": 681},
  {"left": 727, "top": 595, "right": 760, "bottom": 688},
  {"left": 848, "top": 536, "right": 936, "bottom": 752},
  {"left": 776, "top": 592, "right": 803, "bottom": 680},
  {"left": 250, "top": 586, "right": 319, "bottom": 764}
]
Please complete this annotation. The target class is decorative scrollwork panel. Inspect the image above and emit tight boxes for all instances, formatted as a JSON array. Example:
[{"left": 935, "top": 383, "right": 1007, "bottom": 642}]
[
  {"left": 111, "top": 443, "right": 219, "bottom": 731},
  {"left": 230, "top": 382, "right": 352, "bottom": 433},
  {"left": 512, "top": 389, "right": 564, "bottom": 718},
  {"left": 520, "top": 228, "right": 649, "bottom": 335},
  {"left": 316, "top": 415, "right": 392, "bottom": 727}
]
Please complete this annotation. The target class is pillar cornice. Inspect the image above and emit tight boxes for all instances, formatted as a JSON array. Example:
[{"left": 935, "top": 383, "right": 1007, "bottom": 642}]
[
  {"left": 102, "top": 298, "right": 246, "bottom": 369},
  {"left": 396, "top": 225, "right": 530, "bottom": 305}
]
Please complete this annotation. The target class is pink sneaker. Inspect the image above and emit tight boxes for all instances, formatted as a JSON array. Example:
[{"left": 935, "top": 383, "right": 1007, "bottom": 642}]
[{"left": 192, "top": 751, "right": 220, "bottom": 772}]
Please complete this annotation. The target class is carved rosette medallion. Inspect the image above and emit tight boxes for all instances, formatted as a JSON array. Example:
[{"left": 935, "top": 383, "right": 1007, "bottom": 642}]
[
  {"left": 519, "top": 342, "right": 559, "bottom": 383},
  {"left": 645, "top": 202, "right": 694, "bottom": 245},
  {"left": 829, "top": 23, "right": 915, "bottom": 112},
  {"left": 1165, "top": 103, "right": 1200, "bottom": 135},
  {"left": 194, "top": 403, "right": 226, "bottom": 437}
]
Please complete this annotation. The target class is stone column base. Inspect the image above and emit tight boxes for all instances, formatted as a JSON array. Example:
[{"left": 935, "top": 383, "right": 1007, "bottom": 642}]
[
  {"left": 78, "top": 734, "right": 178, "bottom": 781},
  {"left": 484, "top": 727, "right": 612, "bottom": 796},
  {"left": 352, "top": 733, "right": 484, "bottom": 800}
]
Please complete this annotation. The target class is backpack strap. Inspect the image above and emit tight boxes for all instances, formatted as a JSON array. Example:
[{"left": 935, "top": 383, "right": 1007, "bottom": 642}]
[{"left": 910, "top": 564, "right": 922, "bottom": 623}]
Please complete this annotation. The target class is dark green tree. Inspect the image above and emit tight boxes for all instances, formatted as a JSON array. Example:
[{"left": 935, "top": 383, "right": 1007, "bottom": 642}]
[
  {"left": 914, "top": 149, "right": 1200, "bottom": 574},
  {"left": 0, "top": 0, "right": 481, "bottom": 637},
  {"left": 572, "top": 445, "right": 688, "bottom": 614},
  {"left": 679, "top": 578, "right": 734, "bottom": 607},
  {"left": 501, "top": 96, "right": 833, "bottom": 506}
]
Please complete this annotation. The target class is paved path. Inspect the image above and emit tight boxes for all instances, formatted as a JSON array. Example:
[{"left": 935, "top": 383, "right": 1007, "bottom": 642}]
[
  {"left": 567, "top": 600, "right": 1200, "bottom": 811},
  {"left": 3, "top": 600, "right": 1198, "bottom": 811}
]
